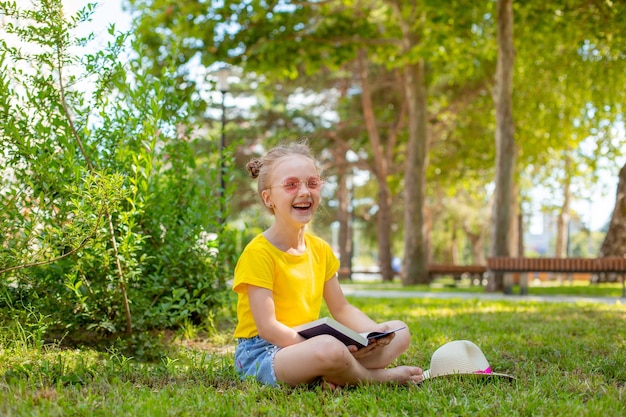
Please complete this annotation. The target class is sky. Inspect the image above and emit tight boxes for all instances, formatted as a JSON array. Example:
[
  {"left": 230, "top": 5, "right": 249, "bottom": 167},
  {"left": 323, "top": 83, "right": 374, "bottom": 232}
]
[
  {"left": 65, "top": 0, "right": 131, "bottom": 38},
  {"left": 65, "top": 0, "right": 622, "bottom": 233}
]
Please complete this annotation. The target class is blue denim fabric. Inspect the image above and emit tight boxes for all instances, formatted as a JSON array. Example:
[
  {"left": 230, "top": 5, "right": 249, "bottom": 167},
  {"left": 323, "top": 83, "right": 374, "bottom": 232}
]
[{"left": 234, "top": 336, "right": 281, "bottom": 386}]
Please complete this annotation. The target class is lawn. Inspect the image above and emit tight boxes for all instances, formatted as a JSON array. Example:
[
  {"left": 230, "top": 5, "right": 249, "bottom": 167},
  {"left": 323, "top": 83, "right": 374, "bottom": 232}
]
[{"left": 1, "top": 291, "right": 625, "bottom": 416}]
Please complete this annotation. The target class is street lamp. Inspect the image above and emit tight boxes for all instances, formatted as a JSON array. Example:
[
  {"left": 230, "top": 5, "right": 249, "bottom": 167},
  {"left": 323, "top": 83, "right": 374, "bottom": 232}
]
[{"left": 215, "top": 66, "right": 230, "bottom": 224}]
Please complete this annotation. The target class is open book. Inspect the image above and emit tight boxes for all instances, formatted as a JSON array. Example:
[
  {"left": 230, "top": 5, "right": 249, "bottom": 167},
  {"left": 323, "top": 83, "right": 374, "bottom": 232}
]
[{"left": 293, "top": 317, "right": 406, "bottom": 349}]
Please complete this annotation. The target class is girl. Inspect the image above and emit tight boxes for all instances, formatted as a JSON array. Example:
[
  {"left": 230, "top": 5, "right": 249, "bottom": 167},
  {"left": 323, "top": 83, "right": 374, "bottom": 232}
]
[{"left": 233, "top": 141, "right": 423, "bottom": 388}]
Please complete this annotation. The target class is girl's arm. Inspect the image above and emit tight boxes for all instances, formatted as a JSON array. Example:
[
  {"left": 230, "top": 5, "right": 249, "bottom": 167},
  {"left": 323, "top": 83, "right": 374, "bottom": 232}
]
[
  {"left": 247, "top": 284, "right": 305, "bottom": 347},
  {"left": 324, "top": 276, "right": 397, "bottom": 357},
  {"left": 323, "top": 275, "right": 384, "bottom": 332}
]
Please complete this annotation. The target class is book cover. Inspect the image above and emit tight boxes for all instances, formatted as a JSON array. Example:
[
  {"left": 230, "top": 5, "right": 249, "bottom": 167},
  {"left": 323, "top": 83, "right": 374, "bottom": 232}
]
[{"left": 293, "top": 317, "right": 406, "bottom": 349}]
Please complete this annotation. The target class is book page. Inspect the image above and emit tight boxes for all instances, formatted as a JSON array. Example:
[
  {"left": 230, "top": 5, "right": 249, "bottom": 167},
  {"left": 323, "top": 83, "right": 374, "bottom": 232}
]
[{"left": 360, "top": 327, "right": 406, "bottom": 341}]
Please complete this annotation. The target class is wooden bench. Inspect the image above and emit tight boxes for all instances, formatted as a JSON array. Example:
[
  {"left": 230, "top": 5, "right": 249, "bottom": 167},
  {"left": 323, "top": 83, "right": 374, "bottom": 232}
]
[
  {"left": 487, "top": 257, "right": 626, "bottom": 296},
  {"left": 427, "top": 264, "right": 486, "bottom": 282}
]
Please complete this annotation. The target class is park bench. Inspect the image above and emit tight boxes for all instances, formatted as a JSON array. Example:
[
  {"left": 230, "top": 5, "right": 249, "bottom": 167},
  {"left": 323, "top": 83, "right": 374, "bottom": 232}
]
[
  {"left": 427, "top": 264, "right": 486, "bottom": 282},
  {"left": 486, "top": 257, "right": 626, "bottom": 297}
]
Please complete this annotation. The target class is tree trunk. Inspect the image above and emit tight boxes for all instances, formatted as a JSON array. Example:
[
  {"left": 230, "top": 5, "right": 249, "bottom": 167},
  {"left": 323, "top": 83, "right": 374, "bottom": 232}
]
[
  {"left": 555, "top": 154, "right": 572, "bottom": 258},
  {"left": 402, "top": 59, "right": 430, "bottom": 285},
  {"left": 517, "top": 211, "right": 524, "bottom": 258},
  {"left": 463, "top": 196, "right": 491, "bottom": 266},
  {"left": 451, "top": 224, "right": 459, "bottom": 264},
  {"left": 488, "top": 0, "right": 516, "bottom": 293},
  {"left": 356, "top": 49, "right": 394, "bottom": 282},
  {"left": 509, "top": 181, "right": 520, "bottom": 257},
  {"left": 336, "top": 161, "right": 352, "bottom": 279},
  {"left": 377, "top": 181, "right": 394, "bottom": 281},
  {"left": 468, "top": 231, "right": 486, "bottom": 265},
  {"left": 599, "top": 162, "right": 626, "bottom": 258}
]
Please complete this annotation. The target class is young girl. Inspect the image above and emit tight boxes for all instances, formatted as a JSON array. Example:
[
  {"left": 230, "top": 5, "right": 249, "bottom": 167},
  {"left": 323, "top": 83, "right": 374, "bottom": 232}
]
[{"left": 233, "top": 142, "right": 423, "bottom": 388}]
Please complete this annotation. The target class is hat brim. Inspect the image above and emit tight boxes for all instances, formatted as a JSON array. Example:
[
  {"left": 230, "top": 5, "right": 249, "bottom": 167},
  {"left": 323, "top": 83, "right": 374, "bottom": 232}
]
[{"left": 422, "top": 370, "right": 516, "bottom": 381}]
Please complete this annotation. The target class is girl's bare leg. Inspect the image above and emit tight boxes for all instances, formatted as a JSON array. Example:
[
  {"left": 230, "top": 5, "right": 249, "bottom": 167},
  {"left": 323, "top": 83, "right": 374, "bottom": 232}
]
[
  {"left": 355, "top": 320, "right": 411, "bottom": 369},
  {"left": 273, "top": 322, "right": 422, "bottom": 387}
]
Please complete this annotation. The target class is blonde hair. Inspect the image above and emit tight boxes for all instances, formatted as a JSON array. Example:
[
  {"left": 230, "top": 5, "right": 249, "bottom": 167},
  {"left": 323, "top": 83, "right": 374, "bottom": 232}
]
[{"left": 246, "top": 141, "right": 320, "bottom": 212}]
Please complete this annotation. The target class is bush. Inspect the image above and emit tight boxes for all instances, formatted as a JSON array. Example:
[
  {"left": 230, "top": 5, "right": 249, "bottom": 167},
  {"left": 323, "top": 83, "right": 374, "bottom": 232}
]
[{"left": 0, "top": 1, "right": 233, "bottom": 341}]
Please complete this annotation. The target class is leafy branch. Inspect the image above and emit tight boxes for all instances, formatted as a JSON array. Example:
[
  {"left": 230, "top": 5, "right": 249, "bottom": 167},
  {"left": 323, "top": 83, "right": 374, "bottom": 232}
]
[{"left": 0, "top": 199, "right": 106, "bottom": 275}]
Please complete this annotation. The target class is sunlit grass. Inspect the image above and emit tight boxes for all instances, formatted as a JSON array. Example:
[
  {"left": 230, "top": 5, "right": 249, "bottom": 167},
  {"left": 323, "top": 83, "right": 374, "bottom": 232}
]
[{"left": 1, "top": 295, "right": 625, "bottom": 416}]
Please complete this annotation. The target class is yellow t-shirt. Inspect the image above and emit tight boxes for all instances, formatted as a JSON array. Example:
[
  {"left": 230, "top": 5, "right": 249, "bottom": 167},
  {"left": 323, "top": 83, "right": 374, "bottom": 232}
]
[{"left": 232, "top": 233, "right": 340, "bottom": 338}]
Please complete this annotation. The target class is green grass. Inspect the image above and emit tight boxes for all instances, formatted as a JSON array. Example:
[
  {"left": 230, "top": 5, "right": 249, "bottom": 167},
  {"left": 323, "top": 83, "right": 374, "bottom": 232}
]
[
  {"left": 342, "top": 276, "right": 626, "bottom": 298},
  {"left": 1, "top": 294, "right": 625, "bottom": 416}
]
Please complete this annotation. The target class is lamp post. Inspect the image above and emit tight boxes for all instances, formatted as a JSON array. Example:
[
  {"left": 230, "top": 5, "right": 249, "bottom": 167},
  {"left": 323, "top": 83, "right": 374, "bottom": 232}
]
[{"left": 215, "top": 67, "right": 230, "bottom": 224}]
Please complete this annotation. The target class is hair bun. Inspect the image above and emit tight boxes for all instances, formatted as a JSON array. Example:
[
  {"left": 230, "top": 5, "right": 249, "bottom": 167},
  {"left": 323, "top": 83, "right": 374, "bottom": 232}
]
[{"left": 246, "top": 158, "right": 263, "bottom": 179}]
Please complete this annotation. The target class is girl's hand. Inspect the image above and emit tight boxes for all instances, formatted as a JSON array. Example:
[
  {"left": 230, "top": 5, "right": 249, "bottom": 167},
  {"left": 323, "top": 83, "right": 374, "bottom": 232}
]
[
  {"left": 347, "top": 332, "right": 395, "bottom": 358},
  {"left": 372, "top": 331, "right": 395, "bottom": 347}
]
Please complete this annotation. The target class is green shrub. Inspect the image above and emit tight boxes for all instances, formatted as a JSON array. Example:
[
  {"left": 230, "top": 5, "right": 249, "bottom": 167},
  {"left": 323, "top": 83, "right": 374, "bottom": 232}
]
[{"left": 0, "top": 0, "right": 233, "bottom": 343}]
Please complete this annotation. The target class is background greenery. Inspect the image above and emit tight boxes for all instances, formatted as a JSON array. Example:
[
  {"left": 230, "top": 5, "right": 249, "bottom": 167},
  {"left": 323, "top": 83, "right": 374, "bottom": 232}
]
[
  {"left": 0, "top": 1, "right": 248, "bottom": 341},
  {"left": 126, "top": 0, "right": 626, "bottom": 278},
  {"left": 1, "top": 0, "right": 624, "bottom": 369}
]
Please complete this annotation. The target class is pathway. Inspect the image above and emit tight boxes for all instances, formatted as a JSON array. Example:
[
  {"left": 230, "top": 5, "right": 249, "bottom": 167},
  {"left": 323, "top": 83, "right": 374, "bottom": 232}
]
[{"left": 341, "top": 286, "right": 625, "bottom": 306}]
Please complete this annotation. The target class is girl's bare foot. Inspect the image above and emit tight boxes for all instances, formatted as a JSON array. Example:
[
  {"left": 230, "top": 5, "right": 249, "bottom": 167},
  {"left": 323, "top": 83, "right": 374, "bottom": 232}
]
[
  {"left": 321, "top": 379, "right": 341, "bottom": 391},
  {"left": 386, "top": 366, "right": 424, "bottom": 385}
]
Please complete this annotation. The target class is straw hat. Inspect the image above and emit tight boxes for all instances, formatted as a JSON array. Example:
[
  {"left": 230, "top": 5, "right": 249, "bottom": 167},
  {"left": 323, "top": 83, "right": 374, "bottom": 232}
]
[{"left": 423, "top": 340, "right": 515, "bottom": 380}]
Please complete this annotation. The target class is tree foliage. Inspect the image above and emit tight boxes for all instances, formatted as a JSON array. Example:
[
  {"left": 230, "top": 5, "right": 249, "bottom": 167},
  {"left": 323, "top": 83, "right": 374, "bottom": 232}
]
[
  {"left": 2, "top": 0, "right": 623, "bottom": 321},
  {"left": 514, "top": 1, "right": 625, "bottom": 216},
  {"left": 0, "top": 0, "right": 233, "bottom": 342},
  {"left": 127, "top": 0, "right": 626, "bottom": 285}
]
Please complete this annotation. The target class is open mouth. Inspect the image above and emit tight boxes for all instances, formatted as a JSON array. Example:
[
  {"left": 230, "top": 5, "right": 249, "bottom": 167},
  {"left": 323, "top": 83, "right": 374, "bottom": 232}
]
[{"left": 293, "top": 202, "right": 312, "bottom": 211}]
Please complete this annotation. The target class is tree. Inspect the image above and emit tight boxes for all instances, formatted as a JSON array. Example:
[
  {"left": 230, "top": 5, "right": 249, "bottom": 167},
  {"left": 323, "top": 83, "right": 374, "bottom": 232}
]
[
  {"left": 513, "top": 0, "right": 626, "bottom": 263},
  {"left": 488, "top": 0, "right": 515, "bottom": 293},
  {"left": 127, "top": 0, "right": 626, "bottom": 293},
  {"left": 377, "top": 2, "right": 431, "bottom": 285},
  {"left": 128, "top": 0, "right": 500, "bottom": 285},
  {"left": 599, "top": 162, "right": 626, "bottom": 258},
  {"left": 354, "top": 49, "right": 401, "bottom": 281}
]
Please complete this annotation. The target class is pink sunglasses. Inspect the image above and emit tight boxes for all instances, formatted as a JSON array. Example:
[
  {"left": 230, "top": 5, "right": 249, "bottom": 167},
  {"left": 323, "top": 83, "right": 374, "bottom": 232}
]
[{"left": 268, "top": 176, "right": 324, "bottom": 194}]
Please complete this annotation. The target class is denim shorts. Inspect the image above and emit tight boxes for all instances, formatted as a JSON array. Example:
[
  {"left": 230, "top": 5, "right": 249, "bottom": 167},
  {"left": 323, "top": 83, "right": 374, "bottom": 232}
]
[{"left": 234, "top": 336, "right": 281, "bottom": 386}]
